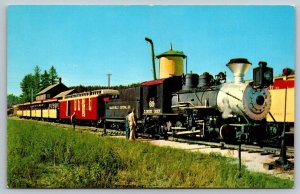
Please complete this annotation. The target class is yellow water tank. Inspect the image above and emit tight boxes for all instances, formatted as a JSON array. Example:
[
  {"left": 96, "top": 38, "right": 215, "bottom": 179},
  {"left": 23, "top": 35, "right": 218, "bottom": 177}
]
[{"left": 157, "top": 47, "right": 186, "bottom": 79}]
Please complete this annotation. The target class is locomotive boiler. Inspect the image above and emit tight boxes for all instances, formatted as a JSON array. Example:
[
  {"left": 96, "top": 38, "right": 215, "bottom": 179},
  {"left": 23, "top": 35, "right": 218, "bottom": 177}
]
[{"left": 171, "top": 58, "right": 274, "bottom": 143}]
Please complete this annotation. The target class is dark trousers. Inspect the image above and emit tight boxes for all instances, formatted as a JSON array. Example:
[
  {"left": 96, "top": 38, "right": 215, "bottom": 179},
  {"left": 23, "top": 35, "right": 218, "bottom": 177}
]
[{"left": 125, "top": 127, "right": 130, "bottom": 139}]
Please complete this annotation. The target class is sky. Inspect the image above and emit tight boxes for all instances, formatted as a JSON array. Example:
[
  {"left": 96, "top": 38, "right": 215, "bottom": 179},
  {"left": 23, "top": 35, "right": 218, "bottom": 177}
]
[{"left": 7, "top": 5, "right": 295, "bottom": 95}]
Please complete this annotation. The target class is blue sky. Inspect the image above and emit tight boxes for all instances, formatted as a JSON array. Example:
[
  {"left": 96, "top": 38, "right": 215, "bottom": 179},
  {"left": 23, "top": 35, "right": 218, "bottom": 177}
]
[{"left": 7, "top": 5, "right": 294, "bottom": 95}]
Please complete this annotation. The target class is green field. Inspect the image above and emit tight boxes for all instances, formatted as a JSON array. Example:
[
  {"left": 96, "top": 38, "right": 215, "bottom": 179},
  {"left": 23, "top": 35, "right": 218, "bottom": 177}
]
[{"left": 7, "top": 118, "right": 294, "bottom": 188}]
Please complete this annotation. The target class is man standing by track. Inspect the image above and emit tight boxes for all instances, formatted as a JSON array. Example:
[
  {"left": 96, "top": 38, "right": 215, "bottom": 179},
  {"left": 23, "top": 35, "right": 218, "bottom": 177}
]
[
  {"left": 128, "top": 108, "right": 137, "bottom": 141},
  {"left": 71, "top": 112, "right": 76, "bottom": 130},
  {"left": 125, "top": 110, "right": 131, "bottom": 139}
]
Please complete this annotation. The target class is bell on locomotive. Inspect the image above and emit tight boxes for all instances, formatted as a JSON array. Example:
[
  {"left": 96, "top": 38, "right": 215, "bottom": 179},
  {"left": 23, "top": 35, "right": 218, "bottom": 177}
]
[{"left": 182, "top": 71, "right": 199, "bottom": 90}]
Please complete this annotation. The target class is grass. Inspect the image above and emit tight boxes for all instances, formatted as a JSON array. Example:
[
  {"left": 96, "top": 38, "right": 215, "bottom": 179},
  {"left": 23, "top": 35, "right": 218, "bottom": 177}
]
[{"left": 7, "top": 118, "right": 294, "bottom": 188}]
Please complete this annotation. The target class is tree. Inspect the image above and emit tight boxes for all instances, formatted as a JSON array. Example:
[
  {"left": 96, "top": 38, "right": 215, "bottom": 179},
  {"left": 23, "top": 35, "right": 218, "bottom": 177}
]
[
  {"left": 19, "top": 65, "right": 60, "bottom": 103},
  {"left": 41, "top": 70, "right": 51, "bottom": 90},
  {"left": 49, "top": 65, "right": 59, "bottom": 85},
  {"left": 20, "top": 74, "right": 34, "bottom": 102},
  {"left": 33, "top": 65, "right": 41, "bottom": 96},
  {"left": 7, "top": 94, "right": 20, "bottom": 107}
]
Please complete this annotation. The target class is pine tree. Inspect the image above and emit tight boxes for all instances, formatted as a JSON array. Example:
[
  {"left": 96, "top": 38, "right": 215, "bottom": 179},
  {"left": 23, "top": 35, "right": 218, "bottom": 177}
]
[
  {"left": 20, "top": 74, "right": 34, "bottom": 102},
  {"left": 19, "top": 65, "right": 60, "bottom": 102},
  {"left": 33, "top": 65, "right": 41, "bottom": 96},
  {"left": 49, "top": 65, "right": 58, "bottom": 85},
  {"left": 41, "top": 70, "right": 51, "bottom": 90},
  {"left": 7, "top": 94, "right": 20, "bottom": 107}
]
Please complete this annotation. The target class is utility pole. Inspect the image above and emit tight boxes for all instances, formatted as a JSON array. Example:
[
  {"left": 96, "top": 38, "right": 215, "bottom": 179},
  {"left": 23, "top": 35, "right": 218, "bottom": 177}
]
[{"left": 107, "top": 73, "right": 112, "bottom": 88}]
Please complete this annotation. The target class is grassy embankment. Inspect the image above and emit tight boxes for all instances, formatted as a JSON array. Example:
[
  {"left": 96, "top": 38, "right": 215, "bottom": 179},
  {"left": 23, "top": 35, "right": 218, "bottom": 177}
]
[{"left": 7, "top": 118, "right": 294, "bottom": 188}]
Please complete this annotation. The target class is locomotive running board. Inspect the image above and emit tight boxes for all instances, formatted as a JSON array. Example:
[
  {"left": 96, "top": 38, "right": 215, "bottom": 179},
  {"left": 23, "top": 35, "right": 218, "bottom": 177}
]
[
  {"left": 105, "top": 118, "right": 143, "bottom": 124},
  {"left": 143, "top": 113, "right": 179, "bottom": 116},
  {"left": 168, "top": 130, "right": 201, "bottom": 135}
]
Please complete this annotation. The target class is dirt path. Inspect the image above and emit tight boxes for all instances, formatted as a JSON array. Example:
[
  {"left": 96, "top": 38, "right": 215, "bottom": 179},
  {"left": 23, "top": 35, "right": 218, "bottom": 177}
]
[{"left": 142, "top": 139, "right": 294, "bottom": 180}]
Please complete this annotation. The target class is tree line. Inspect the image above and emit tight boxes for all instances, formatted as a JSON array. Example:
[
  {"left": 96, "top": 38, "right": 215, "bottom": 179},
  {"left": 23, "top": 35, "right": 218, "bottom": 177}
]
[
  {"left": 20, "top": 65, "right": 60, "bottom": 102},
  {"left": 7, "top": 63, "right": 141, "bottom": 107},
  {"left": 7, "top": 65, "right": 60, "bottom": 105}
]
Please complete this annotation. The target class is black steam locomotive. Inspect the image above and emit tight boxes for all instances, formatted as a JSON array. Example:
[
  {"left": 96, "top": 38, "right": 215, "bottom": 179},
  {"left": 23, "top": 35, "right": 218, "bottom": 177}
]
[{"left": 104, "top": 38, "right": 276, "bottom": 144}]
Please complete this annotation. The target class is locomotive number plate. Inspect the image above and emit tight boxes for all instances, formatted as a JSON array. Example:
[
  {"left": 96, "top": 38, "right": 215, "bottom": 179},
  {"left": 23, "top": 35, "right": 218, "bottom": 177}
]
[{"left": 144, "top": 109, "right": 161, "bottom": 114}]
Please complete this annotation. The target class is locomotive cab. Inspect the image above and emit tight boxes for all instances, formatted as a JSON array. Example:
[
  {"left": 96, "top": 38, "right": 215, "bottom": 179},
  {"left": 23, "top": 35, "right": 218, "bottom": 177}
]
[
  {"left": 141, "top": 76, "right": 182, "bottom": 136},
  {"left": 142, "top": 76, "right": 182, "bottom": 115}
]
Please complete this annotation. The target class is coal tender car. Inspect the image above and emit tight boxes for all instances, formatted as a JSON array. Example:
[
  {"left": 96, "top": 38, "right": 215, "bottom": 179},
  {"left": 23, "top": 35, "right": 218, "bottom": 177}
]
[{"left": 105, "top": 86, "right": 143, "bottom": 130}]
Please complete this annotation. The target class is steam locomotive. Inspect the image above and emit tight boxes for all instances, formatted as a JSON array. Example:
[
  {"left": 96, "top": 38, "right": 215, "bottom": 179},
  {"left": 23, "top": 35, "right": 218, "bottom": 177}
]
[
  {"left": 105, "top": 38, "right": 276, "bottom": 144},
  {"left": 16, "top": 38, "right": 280, "bottom": 144}
]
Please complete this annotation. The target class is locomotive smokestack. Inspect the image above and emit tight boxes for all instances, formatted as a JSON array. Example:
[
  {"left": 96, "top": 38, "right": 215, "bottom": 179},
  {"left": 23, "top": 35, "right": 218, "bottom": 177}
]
[
  {"left": 226, "top": 58, "right": 251, "bottom": 84},
  {"left": 145, "top": 37, "right": 157, "bottom": 80}
]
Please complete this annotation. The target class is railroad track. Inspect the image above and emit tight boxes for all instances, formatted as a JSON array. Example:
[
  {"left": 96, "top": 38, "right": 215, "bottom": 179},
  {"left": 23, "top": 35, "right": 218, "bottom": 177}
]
[
  {"left": 14, "top": 117, "right": 295, "bottom": 159},
  {"left": 75, "top": 123, "right": 294, "bottom": 159},
  {"left": 168, "top": 137, "right": 294, "bottom": 159}
]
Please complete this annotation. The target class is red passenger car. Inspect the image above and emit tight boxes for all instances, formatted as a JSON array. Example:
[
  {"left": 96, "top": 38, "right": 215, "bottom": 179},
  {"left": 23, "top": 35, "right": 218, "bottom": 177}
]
[{"left": 59, "top": 89, "right": 119, "bottom": 126}]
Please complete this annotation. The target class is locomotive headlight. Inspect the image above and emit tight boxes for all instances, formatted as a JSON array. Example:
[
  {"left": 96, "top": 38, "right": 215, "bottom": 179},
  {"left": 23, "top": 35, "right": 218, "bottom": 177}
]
[
  {"left": 264, "top": 71, "right": 273, "bottom": 81},
  {"left": 253, "top": 61, "right": 273, "bottom": 87}
]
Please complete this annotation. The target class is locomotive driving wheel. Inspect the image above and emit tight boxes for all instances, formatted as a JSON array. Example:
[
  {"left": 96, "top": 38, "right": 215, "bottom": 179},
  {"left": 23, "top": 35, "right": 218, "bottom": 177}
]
[
  {"left": 175, "top": 121, "right": 183, "bottom": 127},
  {"left": 170, "top": 121, "right": 184, "bottom": 138},
  {"left": 159, "top": 121, "right": 172, "bottom": 140}
]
